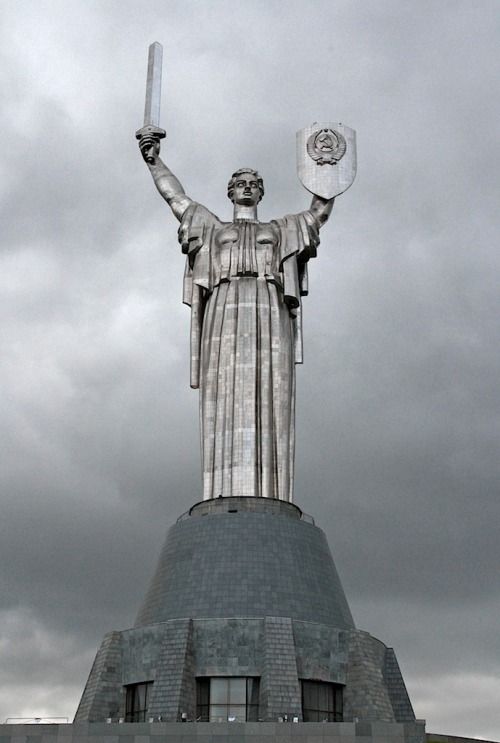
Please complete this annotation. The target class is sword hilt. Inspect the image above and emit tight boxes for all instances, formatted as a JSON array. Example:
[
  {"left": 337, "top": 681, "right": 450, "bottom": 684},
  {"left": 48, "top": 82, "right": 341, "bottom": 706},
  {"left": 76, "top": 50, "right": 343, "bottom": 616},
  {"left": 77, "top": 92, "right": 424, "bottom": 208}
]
[{"left": 136, "top": 125, "right": 166, "bottom": 163}]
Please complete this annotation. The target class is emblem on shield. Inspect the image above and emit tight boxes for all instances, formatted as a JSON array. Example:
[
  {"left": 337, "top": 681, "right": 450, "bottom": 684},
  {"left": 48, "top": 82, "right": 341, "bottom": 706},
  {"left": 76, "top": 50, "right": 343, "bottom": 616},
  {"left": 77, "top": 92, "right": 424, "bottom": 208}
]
[
  {"left": 297, "top": 122, "right": 357, "bottom": 199},
  {"left": 307, "top": 128, "right": 346, "bottom": 165}
]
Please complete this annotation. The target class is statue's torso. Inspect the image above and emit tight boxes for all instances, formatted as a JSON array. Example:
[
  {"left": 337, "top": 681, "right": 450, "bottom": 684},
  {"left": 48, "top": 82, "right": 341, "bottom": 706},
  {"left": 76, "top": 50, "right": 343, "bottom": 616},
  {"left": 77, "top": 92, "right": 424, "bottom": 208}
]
[
  {"left": 212, "top": 220, "right": 280, "bottom": 282},
  {"left": 215, "top": 221, "right": 279, "bottom": 246}
]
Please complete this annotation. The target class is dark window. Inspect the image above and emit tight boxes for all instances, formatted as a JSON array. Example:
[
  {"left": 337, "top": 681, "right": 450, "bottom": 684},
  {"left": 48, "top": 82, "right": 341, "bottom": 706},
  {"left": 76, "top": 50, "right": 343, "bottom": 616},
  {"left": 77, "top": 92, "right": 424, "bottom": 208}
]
[
  {"left": 196, "top": 677, "right": 210, "bottom": 722},
  {"left": 125, "top": 681, "right": 153, "bottom": 722},
  {"left": 301, "top": 680, "right": 343, "bottom": 722},
  {"left": 196, "top": 677, "right": 259, "bottom": 722}
]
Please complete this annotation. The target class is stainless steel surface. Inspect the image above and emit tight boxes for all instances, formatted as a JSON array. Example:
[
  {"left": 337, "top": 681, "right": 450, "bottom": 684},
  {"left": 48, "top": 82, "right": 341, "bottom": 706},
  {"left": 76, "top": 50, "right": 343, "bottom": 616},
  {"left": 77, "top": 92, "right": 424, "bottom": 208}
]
[
  {"left": 297, "top": 122, "right": 357, "bottom": 199},
  {"left": 135, "top": 42, "right": 166, "bottom": 160},
  {"left": 137, "top": 49, "right": 356, "bottom": 499},
  {"left": 143, "top": 41, "right": 162, "bottom": 127},
  {"left": 177, "top": 198, "right": 323, "bottom": 502}
]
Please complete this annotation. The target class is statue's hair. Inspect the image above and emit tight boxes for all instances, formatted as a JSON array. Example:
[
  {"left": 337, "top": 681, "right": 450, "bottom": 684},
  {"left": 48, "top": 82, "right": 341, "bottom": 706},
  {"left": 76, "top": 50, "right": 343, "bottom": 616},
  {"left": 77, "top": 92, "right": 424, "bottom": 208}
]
[{"left": 227, "top": 168, "right": 264, "bottom": 202}]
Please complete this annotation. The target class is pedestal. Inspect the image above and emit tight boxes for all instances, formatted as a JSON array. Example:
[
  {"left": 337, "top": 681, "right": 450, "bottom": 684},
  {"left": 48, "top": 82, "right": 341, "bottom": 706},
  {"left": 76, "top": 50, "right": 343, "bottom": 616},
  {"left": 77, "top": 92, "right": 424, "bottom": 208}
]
[{"left": 74, "top": 497, "right": 422, "bottom": 741}]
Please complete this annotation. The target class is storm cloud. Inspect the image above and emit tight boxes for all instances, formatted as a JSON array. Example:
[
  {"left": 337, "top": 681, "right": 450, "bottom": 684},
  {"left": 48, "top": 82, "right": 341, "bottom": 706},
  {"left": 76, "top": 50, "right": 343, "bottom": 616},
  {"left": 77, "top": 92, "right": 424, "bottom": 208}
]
[{"left": 1, "top": 1, "right": 499, "bottom": 738}]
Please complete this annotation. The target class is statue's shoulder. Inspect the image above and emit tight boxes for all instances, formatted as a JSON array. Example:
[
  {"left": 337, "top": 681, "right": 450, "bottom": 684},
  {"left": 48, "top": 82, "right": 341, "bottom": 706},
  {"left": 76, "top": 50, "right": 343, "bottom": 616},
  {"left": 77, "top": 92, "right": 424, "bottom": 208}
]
[
  {"left": 179, "top": 203, "right": 223, "bottom": 255},
  {"left": 270, "top": 210, "right": 320, "bottom": 261},
  {"left": 182, "top": 202, "right": 222, "bottom": 227},
  {"left": 271, "top": 210, "right": 317, "bottom": 227}
]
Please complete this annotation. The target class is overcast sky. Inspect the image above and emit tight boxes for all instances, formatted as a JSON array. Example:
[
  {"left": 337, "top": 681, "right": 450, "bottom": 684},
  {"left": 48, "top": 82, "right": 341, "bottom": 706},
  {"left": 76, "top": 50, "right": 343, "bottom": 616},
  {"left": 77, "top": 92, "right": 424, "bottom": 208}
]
[{"left": 1, "top": 0, "right": 499, "bottom": 738}]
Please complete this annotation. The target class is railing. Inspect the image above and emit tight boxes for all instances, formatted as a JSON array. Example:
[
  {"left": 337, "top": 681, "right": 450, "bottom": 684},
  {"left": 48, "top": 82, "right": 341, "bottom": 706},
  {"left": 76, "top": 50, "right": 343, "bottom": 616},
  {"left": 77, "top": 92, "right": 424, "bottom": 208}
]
[
  {"left": 4, "top": 718, "right": 69, "bottom": 724},
  {"left": 176, "top": 501, "right": 315, "bottom": 525}
]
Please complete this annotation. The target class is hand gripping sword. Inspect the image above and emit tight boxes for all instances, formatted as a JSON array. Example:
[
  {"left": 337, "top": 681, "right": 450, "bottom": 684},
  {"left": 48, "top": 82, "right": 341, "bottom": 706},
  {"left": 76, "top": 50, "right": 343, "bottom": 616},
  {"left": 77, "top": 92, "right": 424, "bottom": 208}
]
[{"left": 135, "top": 42, "right": 166, "bottom": 162}]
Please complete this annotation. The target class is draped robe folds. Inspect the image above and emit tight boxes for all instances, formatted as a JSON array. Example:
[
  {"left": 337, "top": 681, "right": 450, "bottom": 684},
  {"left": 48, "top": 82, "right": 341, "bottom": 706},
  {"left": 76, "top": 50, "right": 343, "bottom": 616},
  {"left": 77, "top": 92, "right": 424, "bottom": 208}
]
[{"left": 178, "top": 203, "right": 320, "bottom": 502}]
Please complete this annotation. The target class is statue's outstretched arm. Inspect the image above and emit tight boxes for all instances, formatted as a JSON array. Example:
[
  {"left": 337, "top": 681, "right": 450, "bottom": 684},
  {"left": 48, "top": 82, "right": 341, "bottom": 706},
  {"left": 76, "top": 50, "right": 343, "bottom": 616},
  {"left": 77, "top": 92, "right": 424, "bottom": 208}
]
[
  {"left": 138, "top": 136, "right": 192, "bottom": 222},
  {"left": 309, "top": 194, "right": 335, "bottom": 227}
]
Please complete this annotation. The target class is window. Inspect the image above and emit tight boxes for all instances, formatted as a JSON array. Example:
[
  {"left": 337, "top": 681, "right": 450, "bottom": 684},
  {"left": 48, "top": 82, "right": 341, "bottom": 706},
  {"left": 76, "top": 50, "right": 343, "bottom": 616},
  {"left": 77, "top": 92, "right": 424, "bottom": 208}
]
[
  {"left": 301, "top": 680, "right": 343, "bottom": 722},
  {"left": 125, "top": 681, "right": 153, "bottom": 722},
  {"left": 197, "top": 677, "right": 210, "bottom": 721},
  {"left": 196, "top": 677, "right": 259, "bottom": 722}
]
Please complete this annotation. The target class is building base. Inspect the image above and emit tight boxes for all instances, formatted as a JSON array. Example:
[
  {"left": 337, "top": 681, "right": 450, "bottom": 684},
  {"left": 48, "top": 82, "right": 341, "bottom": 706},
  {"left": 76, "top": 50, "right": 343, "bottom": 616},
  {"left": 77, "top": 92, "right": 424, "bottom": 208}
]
[
  {"left": 0, "top": 721, "right": 428, "bottom": 742},
  {"left": 4, "top": 724, "right": 500, "bottom": 743},
  {"left": 75, "top": 497, "right": 417, "bottom": 726}
]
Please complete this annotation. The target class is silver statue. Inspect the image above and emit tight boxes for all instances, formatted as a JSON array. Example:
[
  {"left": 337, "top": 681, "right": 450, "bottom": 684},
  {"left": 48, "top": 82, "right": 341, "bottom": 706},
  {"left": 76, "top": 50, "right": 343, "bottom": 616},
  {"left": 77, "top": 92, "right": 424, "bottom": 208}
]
[{"left": 137, "top": 44, "right": 356, "bottom": 502}]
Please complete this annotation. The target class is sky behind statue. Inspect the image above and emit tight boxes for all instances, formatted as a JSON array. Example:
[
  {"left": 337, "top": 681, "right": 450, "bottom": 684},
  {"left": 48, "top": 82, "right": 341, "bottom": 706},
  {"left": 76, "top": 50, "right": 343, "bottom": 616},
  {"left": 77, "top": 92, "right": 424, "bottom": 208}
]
[{"left": 0, "top": 1, "right": 499, "bottom": 739}]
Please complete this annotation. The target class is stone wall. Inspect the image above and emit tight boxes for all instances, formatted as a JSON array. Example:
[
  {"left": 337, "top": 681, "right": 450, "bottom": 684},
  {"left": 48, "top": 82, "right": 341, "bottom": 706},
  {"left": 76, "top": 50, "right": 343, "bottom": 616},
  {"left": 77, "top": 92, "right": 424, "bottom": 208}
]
[
  {"left": 75, "top": 616, "right": 414, "bottom": 724},
  {"left": 135, "top": 499, "right": 354, "bottom": 629},
  {"left": 75, "top": 498, "right": 417, "bottom": 728},
  {"left": 0, "top": 720, "right": 427, "bottom": 742},
  {"left": 4, "top": 722, "right": 498, "bottom": 743}
]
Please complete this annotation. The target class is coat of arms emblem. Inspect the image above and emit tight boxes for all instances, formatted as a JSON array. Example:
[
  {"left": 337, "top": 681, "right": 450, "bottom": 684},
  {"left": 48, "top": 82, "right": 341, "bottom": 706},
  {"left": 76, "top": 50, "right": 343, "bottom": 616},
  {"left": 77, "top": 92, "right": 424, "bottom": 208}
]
[
  {"left": 297, "top": 122, "right": 357, "bottom": 199},
  {"left": 306, "top": 128, "right": 347, "bottom": 165}
]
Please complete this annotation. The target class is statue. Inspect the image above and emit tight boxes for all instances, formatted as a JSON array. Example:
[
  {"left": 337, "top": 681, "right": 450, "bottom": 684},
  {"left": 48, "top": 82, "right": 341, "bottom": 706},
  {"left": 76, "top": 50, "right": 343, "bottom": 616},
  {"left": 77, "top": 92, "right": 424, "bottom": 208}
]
[{"left": 136, "top": 44, "right": 356, "bottom": 502}]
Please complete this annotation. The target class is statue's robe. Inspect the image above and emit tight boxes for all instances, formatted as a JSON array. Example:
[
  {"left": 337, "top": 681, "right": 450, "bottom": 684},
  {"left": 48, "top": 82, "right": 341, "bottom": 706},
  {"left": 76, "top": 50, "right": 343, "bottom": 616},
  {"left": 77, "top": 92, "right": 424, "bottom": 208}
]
[{"left": 178, "top": 204, "right": 320, "bottom": 501}]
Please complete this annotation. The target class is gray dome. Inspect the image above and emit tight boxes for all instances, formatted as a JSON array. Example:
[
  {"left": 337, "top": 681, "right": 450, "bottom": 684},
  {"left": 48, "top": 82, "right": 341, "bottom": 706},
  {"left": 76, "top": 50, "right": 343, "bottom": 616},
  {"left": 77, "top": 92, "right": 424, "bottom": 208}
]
[{"left": 135, "top": 497, "right": 355, "bottom": 629}]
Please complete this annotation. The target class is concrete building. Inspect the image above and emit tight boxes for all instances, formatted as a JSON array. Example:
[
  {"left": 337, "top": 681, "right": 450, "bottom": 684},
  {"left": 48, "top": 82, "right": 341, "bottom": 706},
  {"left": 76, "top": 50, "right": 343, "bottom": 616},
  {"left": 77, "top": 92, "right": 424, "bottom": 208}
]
[{"left": 69, "top": 496, "right": 425, "bottom": 742}]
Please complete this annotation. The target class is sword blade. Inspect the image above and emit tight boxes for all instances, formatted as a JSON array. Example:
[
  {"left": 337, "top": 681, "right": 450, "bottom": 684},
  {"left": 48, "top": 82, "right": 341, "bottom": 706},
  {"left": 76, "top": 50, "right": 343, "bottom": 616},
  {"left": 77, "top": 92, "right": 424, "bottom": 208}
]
[{"left": 143, "top": 42, "right": 163, "bottom": 127}]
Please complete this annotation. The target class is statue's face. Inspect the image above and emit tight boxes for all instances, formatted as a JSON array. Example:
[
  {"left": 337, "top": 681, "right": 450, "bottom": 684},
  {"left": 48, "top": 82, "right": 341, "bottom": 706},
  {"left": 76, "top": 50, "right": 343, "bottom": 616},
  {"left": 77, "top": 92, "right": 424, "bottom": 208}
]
[{"left": 232, "top": 172, "right": 261, "bottom": 206}]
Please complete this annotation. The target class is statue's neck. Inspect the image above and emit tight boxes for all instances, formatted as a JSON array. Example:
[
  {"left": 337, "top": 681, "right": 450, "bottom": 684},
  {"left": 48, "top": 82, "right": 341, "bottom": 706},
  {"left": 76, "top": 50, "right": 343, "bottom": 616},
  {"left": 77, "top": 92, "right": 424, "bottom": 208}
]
[{"left": 233, "top": 204, "right": 258, "bottom": 221}]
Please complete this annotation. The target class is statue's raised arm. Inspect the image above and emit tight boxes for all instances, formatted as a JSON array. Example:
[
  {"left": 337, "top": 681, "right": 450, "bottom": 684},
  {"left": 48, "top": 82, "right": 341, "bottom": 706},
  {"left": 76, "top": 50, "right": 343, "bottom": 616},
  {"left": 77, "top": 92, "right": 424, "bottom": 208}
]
[
  {"left": 138, "top": 136, "right": 193, "bottom": 222},
  {"left": 135, "top": 41, "right": 195, "bottom": 222}
]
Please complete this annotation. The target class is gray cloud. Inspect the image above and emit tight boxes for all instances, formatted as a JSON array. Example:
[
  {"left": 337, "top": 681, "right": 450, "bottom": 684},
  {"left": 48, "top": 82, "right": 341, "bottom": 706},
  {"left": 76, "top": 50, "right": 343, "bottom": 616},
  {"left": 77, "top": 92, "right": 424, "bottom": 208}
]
[{"left": 1, "top": 0, "right": 499, "bottom": 738}]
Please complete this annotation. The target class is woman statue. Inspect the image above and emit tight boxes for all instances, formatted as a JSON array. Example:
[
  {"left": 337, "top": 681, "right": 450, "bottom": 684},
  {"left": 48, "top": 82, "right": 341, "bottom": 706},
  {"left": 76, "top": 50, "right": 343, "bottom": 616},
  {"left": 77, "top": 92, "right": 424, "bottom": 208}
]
[{"left": 139, "top": 136, "right": 334, "bottom": 502}]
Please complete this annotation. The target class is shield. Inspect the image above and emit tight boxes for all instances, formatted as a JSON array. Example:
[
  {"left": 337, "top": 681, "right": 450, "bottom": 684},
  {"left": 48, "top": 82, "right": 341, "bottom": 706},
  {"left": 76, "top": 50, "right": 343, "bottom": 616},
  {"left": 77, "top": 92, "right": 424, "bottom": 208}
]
[{"left": 297, "top": 122, "right": 357, "bottom": 199}]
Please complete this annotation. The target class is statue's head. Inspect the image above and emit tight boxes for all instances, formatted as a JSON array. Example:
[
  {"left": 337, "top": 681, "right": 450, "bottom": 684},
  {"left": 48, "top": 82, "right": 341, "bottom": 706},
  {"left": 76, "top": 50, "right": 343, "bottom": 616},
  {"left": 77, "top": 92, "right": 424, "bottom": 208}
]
[{"left": 227, "top": 168, "right": 264, "bottom": 206}]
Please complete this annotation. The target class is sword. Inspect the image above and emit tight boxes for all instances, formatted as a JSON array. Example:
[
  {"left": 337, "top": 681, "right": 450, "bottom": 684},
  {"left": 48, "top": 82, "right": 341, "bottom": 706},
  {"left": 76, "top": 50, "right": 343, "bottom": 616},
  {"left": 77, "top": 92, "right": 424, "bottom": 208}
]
[{"left": 135, "top": 42, "right": 166, "bottom": 162}]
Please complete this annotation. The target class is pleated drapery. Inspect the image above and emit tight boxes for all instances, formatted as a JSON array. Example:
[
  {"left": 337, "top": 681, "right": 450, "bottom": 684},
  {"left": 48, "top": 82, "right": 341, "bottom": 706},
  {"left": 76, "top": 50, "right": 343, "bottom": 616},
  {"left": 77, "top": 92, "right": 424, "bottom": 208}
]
[
  {"left": 200, "top": 276, "right": 295, "bottom": 500},
  {"left": 178, "top": 204, "right": 320, "bottom": 501}
]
